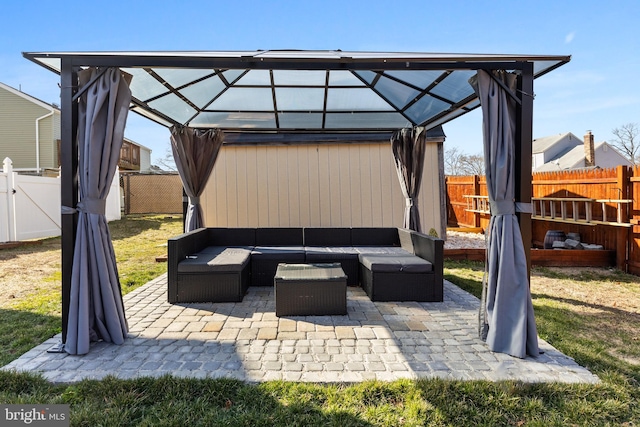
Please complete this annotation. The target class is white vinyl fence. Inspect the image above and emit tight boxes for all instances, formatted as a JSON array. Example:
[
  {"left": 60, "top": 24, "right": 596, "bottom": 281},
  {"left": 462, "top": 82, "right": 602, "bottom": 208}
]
[{"left": 0, "top": 158, "right": 121, "bottom": 243}]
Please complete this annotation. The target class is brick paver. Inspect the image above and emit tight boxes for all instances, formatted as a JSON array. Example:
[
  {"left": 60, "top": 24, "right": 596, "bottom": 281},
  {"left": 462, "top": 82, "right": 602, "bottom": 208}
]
[{"left": 2, "top": 274, "right": 599, "bottom": 384}]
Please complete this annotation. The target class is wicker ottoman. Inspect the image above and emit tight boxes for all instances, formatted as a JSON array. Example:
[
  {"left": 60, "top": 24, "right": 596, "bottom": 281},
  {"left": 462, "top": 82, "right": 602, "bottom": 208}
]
[{"left": 274, "top": 263, "right": 347, "bottom": 316}]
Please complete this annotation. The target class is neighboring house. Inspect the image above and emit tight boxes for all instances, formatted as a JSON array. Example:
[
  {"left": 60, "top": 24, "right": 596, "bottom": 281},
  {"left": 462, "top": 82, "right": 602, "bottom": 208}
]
[
  {"left": 0, "top": 81, "right": 152, "bottom": 174},
  {"left": 0, "top": 81, "right": 61, "bottom": 173},
  {"left": 533, "top": 131, "right": 631, "bottom": 172},
  {"left": 119, "top": 138, "right": 152, "bottom": 172}
]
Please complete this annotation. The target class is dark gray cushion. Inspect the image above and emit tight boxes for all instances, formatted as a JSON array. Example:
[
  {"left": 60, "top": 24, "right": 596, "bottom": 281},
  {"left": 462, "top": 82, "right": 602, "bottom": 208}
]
[
  {"left": 198, "top": 245, "right": 254, "bottom": 254},
  {"left": 255, "top": 228, "right": 303, "bottom": 246},
  {"left": 353, "top": 246, "right": 412, "bottom": 255},
  {"left": 359, "top": 254, "right": 433, "bottom": 273},
  {"left": 304, "top": 227, "right": 351, "bottom": 246},
  {"left": 351, "top": 227, "right": 399, "bottom": 246},
  {"left": 251, "top": 246, "right": 306, "bottom": 260},
  {"left": 207, "top": 228, "right": 256, "bottom": 246},
  {"left": 305, "top": 246, "right": 359, "bottom": 260},
  {"left": 178, "top": 247, "right": 252, "bottom": 273}
]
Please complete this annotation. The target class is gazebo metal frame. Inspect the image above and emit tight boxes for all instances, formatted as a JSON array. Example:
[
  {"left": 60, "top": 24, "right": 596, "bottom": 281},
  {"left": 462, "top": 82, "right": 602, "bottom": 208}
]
[{"left": 22, "top": 50, "right": 570, "bottom": 344}]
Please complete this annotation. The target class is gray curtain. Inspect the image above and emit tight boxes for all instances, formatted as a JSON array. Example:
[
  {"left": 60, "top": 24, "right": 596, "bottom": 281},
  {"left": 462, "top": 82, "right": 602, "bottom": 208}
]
[
  {"left": 65, "top": 68, "right": 131, "bottom": 355},
  {"left": 170, "top": 126, "right": 224, "bottom": 232},
  {"left": 470, "top": 70, "right": 539, "bottom": 358},
  {"left": 391, "top": 127, "right": 427, "bottom": 232}
]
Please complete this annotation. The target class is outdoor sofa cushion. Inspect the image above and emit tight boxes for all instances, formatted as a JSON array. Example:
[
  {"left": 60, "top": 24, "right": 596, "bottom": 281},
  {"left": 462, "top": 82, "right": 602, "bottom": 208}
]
[
  {"left": 255, "top": 227, "right": 304, "bottom": 246},
  {"left": 304, "top": 246, "right": 359, "bottom": 258},
  {"left": 351, "top": 227, "right": 400, "bottom": 246},
  {"left": 251, "top": 246, "right": 306, "bottom": 259},
  {"left": 303, "top": 227, "right": 352, "bottom": 246},
  {"left": 304, "top": 246, "right": 360, "bottom": 286},
  {"left": 178, "top": 247, "right": 252, "bottom": 273},
  {"left": 359, "top": 254, "right": 433, "bottom": 273},
  {"left": 353, "top": 246, "right": 412, "bottom": 255},
  {"left": 207, "top": 227, "right": 256, "bottom": 246}
]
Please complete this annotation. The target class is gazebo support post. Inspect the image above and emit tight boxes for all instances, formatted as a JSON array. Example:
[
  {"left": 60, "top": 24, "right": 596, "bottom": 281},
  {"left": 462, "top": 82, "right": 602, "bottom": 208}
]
[
  {"left": 59, "top": 59, "right": 79, "bottom": 347},
  {"left": 514, "top": 62, "right": 534, "bottom": 280}
]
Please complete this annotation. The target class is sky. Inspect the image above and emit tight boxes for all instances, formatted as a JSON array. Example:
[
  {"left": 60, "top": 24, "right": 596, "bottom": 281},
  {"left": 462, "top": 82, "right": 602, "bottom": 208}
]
[{"left": 1, "top": 0, "right": 638, "bottom": 165}]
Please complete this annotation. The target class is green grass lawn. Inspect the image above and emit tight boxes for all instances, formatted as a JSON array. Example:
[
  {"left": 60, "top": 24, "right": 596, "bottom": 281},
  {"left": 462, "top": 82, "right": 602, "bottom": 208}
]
[{"left": 1, "top": 221, "right": 639, "bottom": 426}]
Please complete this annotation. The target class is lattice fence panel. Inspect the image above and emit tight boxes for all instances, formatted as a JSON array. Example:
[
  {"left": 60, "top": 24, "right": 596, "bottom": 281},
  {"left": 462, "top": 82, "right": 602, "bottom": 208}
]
[{"left": 122, "top": 173, "right": 182, "bottom": 214}]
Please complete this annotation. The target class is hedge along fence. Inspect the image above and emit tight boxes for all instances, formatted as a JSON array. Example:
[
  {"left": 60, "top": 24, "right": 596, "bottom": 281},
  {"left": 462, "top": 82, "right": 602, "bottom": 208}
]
[{"left": 445, "top": 165, "right": 640, "bottom": 273}]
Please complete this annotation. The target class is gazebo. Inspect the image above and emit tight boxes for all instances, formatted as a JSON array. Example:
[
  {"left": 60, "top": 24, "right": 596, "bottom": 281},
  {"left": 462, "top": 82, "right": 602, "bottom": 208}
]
[{"left": 23, "top": 50, "right": 570, "bottom": 358}]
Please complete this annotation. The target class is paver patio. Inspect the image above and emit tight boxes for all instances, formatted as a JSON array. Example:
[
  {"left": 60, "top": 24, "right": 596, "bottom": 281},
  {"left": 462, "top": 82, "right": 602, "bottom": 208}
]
[{"left": 3, "top": 274, "right": 599, "bottom": 384}]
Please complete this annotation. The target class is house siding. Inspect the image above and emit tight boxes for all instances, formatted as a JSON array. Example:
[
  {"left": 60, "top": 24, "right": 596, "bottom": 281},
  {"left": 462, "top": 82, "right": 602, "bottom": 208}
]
[
  {"left": 139, "top": 146, "right": 151, "bottom": 172},
  {"left": 0, "top": 85, "right": 58, "bottom": 170},
  {"left": 202, "top": 142, "right": 443, "bottom": 233}
]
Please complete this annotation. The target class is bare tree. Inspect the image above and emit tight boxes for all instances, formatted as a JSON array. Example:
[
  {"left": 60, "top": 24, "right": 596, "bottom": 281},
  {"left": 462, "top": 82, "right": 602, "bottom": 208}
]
[
  {"left": 444, "top": 146, "right": 465, "bottom": 175},
  {"left": 459, "top": 153, "right": 485, "bottom": 175},
  {"left": 445, "top": 146, "right": 485, "bottom": 175},
  {"left": 154, "top": 145, "right": 177, "bottom": 172},
  {"left": 611, "top": 123, "right": 639, "bottom": 165}
]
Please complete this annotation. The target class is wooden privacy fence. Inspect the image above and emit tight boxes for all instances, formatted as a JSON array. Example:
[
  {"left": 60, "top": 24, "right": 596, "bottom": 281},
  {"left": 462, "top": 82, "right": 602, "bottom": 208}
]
[{"left": 446, "top": 165, "right": 640, "bottom": 274}]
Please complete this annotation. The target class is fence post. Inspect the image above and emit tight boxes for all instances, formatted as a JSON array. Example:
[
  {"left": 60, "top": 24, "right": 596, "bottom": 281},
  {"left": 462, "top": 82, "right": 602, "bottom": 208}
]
[
  {"left": 125, "top": 174, "right": 130, "bottom": 215},
  {"left": 3, "top": 158, "right": 17, "bottom": 241},
  {"left": 617, "top": 165, "right": 630, "bottom": 272},
  {"left": 473, "top": 174, "right": 481, "bottom": 228}
]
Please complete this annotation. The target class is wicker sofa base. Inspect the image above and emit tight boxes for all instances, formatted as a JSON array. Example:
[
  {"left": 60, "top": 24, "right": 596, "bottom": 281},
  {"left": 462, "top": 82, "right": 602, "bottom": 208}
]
[
  {"left": 360, "top": 265, "right": 438, "bottom": 302},
  {"left": 176, "top": 269, "right": 250, "bottom": 303},
  {"left": 168, "top": 227, "right": 444, "bottom": 304}
]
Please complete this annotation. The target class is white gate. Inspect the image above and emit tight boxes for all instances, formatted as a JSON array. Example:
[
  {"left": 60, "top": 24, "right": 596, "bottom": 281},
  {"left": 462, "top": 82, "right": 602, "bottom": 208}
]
[{"left": 0, "top": 158, "right": 121, "bottom": 243}]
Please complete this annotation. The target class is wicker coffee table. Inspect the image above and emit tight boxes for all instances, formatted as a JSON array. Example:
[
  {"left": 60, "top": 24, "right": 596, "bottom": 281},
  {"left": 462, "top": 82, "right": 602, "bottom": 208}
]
[{"left": 274, "top": 263, "right": 347, "bottom": 316}]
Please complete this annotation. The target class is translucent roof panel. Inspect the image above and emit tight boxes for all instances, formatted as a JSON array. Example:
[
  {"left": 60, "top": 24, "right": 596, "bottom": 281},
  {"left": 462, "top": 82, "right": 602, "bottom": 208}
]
[
  {"left": 211, "top": 87, "right": 274, "bottom": 111},
  {"left": 404, "top": 96, "right": 451, "bottom": 124},
  {"left": 24, "top": 50, "right": 570, "bottom": 132},
  {"left": 123, "top": 68, "right": 169, "bottom": 101},
  {"left": 328, "top": 71, "right": 366, "bottom": 86},
  {"left": 179, "top": 75, "right": 226, "bottom": 108},
  {"left": 275, "top": 88, "right": 324, "bottom": 111},
  {"left": 148, "top": 93, "right": 197, "bottom": 124},
  {"left": 190, "top": 112, "right": 276, "bottom": 128},
  {"left": 385, "top": 70, "right": 441, "bottom": 89},
  {"left": 221, "top": 69, "right": 246, "bottom": 84},
  {"left": 374, "top": 76, "right": 421, "bottom": 109},
  {"left": 278, "top": 112, "right": 324, "bottom": 128},
  {"left": 236, "top": 70, "right": 271, "bottom": 86},
  {"left": 326, "top": 88, "right": 395, "bottom": 111},
  {"left": 430, "top": 70, "right": 477, "bottom": 103},
  {"left": 325, "top": 112, "right": 409, "bottom": 129},
  {"left": 154, "top": 69, "right": 216, "bottom": 88},
  {"left": 273, "top": 70, "right": 326, "bottom": 86}
]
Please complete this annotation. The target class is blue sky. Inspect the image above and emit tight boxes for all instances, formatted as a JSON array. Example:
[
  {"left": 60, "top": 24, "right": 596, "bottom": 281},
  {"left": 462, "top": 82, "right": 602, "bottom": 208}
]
[{"left": 1, "top": 0, "right": 638, "bottom": 164}]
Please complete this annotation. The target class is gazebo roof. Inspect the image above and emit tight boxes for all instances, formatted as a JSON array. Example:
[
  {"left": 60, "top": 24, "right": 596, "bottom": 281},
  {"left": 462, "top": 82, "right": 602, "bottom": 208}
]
[{"left": 23, "top": 50, "right": 570, "bottom": 138}]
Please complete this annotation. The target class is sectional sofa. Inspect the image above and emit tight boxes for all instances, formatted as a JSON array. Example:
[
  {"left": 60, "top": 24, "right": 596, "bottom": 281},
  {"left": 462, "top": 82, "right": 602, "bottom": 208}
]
[{"left": 167, "top": 227, "right": 444, "bottom": 304}]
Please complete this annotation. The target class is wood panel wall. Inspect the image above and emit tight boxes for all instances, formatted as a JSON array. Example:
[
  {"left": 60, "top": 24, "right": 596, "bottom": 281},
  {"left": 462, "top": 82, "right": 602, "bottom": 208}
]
[{"left": 201, "top": 142, "right": 444, "bottom": 235}]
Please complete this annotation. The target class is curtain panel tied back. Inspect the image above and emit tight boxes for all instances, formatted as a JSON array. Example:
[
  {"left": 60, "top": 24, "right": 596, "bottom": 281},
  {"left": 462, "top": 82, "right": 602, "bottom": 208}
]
[
  {"left": 391, "top": 127, "right": 427, "bottom": 232},
  {"left": 470, "top": 69, "right": 539, "bottom": 359},
  {"left": 170, "top": 126, "right": 225, "bottom": 232},
  {"left": 65, "top": 67, "right": 131, "bottom": 355}
]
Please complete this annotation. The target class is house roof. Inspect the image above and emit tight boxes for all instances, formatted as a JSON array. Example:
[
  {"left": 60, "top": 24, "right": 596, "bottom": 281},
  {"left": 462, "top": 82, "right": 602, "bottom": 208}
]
[
  {"left": 22, "top": 50, "right": 570, "bottom": 137},
  {"left": 534, "top": 141, "right": 632, "bottom": 172},
  {"left": 0, "top": 81, "right": 60, "bottom": 112},
  {"left": 532, "top": 132, "right": 581, "bottom": 154},
  {"left": 123, "top": 137, "right": 152, "bottom": 152},
  {"left": 535, "top": 144, "right": 585, "bottom": 171}
]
